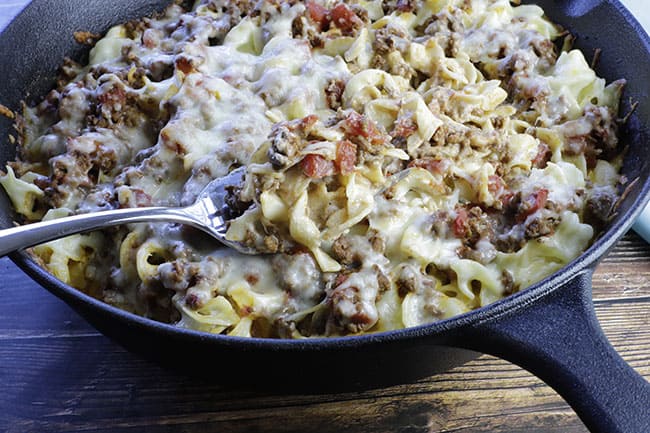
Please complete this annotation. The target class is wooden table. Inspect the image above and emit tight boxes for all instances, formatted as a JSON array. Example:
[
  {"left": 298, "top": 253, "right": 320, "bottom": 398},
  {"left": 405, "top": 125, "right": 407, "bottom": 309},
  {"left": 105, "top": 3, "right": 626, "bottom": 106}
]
[
  {"left": 1, "top": 234, "right": 649, "bottom": 433},
  {"left": 1, "top": 1, "right": 649, "bottom": 432}
]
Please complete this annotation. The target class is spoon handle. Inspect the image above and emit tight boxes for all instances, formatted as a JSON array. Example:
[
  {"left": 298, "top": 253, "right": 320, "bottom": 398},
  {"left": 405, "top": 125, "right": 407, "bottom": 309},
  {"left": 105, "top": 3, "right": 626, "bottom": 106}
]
[{"left": 0, "top": 206, "right": 202, "bottom": 257}]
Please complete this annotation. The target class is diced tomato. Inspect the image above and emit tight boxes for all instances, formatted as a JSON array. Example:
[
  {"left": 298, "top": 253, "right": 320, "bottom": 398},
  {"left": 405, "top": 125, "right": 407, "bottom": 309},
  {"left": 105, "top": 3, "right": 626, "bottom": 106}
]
[
  {"left": 535, "top": 188, "right": 549, "bottom": 208},
  {"left": 142, "top": 29, "right": 158, "bottom": 49},
  {"left": 307, "top": 1, "right": 330, "bottom": 28},
  {"left": 487, "top": 175, "right": 515, "bottom": 208},
  {"left": 392, "top": 116, "right": 418, "bottom": 139},
  {"left": 487, "top": 175, "right": 505, "bottom": 196},
  {"left": 408, "top": 158, "right": 448, "bottom": 174},
  {"left": 343, "top": 111, "right": 364, "bottom": 135},
  {"left": 297, "top": 114, "right": 319, "bottom": 135},
  {"left": 301, "top": 114, "right": 319, "bottom": 129},
  {"left": 134, "top": 189, "right": 153, "bottom": 207},
  {"left": 175, "top": 56, "right": 193, "bottom": 74},
  {"left": 532, "top": 142, "right": 551, "bottom": 168},
  {"left": 331, "top": 3, "right": 361, "bottom": 33},
  {"left": 343, "top": 111, "right": 384, "bottom": 145},
  {"left": 516, "top": 188, "right": 548, "bottom": 222},
  {"left": 487, "top": 174, "right": 508, "bottom": 200},
  {"left": 301, "top": 153, "right": 335, "bottom": 178},
  {"left": 453, "top": 208, "right": 468, "bottom": 238},
  {"left": 335, "top": 139, "right": 357, "bottom": 175}
]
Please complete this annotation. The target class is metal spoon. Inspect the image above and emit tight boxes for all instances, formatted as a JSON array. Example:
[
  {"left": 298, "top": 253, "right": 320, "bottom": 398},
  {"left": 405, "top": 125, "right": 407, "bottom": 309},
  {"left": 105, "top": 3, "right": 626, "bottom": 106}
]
[{"left": 0, "top": 167, "right": 256, "bottom": 258}]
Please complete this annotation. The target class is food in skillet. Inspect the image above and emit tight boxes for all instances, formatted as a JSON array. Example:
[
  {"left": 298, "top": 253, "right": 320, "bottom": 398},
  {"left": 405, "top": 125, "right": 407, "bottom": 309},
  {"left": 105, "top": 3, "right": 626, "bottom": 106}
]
[{"left": 1, "top": 0, "right": 626, "bottom": 337}]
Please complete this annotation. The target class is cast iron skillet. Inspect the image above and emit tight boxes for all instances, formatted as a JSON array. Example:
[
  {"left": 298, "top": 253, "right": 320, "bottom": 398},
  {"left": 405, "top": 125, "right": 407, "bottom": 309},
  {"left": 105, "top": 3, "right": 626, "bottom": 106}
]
[{"left": 1, "top": 1, "right": 649, "bottom": 432}]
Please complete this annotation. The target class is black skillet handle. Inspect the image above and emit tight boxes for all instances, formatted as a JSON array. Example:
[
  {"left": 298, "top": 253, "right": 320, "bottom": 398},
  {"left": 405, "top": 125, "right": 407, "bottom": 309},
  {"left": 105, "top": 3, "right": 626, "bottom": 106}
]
[{"left": 462, "top": 270, "right": 650, "bottom": 433}]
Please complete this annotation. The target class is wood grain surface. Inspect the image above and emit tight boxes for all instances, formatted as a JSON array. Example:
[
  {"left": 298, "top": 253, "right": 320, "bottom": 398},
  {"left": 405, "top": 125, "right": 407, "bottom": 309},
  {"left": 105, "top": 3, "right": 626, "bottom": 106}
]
[
  {"left": 1, "top": 232, "right": 648, "bottom": 433},
  {"left": 1, "top": 1, "right": 649, "bottom": 432}
]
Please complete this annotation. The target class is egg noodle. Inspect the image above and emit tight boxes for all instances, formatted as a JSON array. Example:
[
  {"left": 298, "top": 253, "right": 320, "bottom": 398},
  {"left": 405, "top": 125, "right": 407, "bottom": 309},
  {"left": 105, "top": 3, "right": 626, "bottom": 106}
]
[{"left": 1, "top": 0, "right": 625, "bottom": 337}]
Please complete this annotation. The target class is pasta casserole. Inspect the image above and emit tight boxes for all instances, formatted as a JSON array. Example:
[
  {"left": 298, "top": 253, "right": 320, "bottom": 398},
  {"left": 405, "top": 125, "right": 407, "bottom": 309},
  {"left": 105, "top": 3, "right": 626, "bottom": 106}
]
[{"left": 1, "top": 0, "right": 626, "bottom": 337}]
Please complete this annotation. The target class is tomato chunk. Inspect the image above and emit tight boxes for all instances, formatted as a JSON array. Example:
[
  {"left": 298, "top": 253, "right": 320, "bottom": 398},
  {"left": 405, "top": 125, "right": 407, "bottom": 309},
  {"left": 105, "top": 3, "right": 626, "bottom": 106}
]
[
  {"left": 300, "top": 114, "right": 319, "bottom": 129},
  {"left": 532, "top": 142, "right": 551, "bottom": 168},
  {"left": 301, "top": 154, "right": 335, "bottom": 178},
  {"left": 343, "top": 111, "right": 384, "bottom": 145},
  {"left": 487, "top": 175, "right": 505, "bottom": 196},
  {"left": 488, "top": 174, "right": 507, "bottom": 199},
  {"left": 306, "top": 1, "right": 330, "bottom": 30},
  {"left": 453, "top": 208, "right": 468, "bottom": 238},
  {"left": 331, "top": 3, "right": 361, "bottom": 33},
  {"left": 392, "top": 116, "right": 417, "bottom": 139},
  {"left": 517, "top": 188, "right": 548, "bottom": 222},
  {"left": 335, "top": 140, "right": 357, "bottom": 175},
  {"left": 408, "top": 158, "right": 448, "bottom": 174}
]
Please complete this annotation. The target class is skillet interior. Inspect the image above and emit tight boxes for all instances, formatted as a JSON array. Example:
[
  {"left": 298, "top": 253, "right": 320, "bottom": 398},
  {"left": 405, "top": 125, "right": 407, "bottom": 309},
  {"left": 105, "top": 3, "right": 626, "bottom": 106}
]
[{"left": 1, "top": 0, "right": 649, "bottom": 389}]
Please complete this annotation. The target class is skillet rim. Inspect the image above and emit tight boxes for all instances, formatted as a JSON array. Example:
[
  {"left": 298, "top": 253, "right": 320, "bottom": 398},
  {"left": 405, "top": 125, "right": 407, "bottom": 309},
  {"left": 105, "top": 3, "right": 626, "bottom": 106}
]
[{"left": 3, "top": 0, "right": 650, "bottom": 351}]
